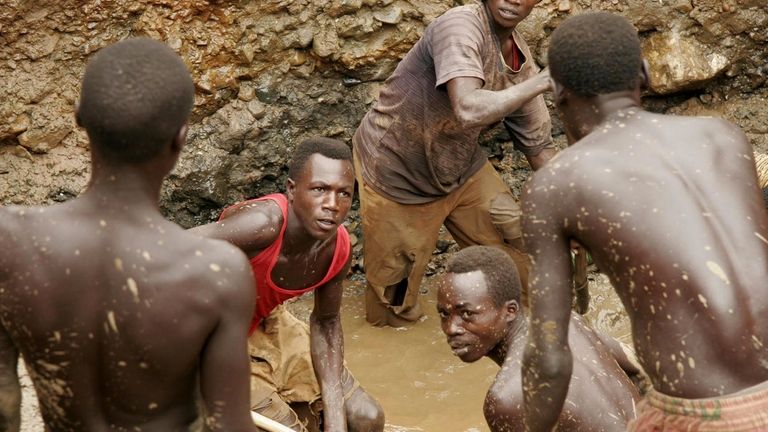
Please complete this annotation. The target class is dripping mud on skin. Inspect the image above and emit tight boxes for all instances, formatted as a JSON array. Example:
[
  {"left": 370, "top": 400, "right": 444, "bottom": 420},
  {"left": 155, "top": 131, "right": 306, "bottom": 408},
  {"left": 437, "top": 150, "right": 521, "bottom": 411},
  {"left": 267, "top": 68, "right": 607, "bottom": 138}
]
[{"left": 17, "top": 273, "right": 631, "bottom": 431}]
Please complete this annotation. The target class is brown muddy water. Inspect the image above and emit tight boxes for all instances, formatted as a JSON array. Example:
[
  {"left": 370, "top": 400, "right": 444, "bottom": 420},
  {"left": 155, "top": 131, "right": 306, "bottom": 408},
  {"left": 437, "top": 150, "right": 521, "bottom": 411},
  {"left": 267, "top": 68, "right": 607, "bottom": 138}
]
[
  {"left": 289, "top": 271, "right": 631, "bottom": 432},
  {"left": 18, "top": 270, "right": 630, "bottom": 432}
]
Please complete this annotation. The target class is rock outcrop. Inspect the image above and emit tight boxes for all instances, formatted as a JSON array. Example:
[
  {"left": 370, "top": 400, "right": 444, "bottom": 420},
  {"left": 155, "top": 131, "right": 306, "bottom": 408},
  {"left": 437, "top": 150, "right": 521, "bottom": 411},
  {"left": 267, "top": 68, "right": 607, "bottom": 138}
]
[{"left": 1, "top": 0, "right": 766, "bottom": 230}]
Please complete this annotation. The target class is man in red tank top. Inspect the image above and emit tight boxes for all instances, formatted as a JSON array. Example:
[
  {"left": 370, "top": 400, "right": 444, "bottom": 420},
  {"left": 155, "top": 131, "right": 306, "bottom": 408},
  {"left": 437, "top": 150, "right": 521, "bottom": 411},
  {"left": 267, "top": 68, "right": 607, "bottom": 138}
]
[{"left": 192, "top": 137, "right": 384, "bottom": 432}]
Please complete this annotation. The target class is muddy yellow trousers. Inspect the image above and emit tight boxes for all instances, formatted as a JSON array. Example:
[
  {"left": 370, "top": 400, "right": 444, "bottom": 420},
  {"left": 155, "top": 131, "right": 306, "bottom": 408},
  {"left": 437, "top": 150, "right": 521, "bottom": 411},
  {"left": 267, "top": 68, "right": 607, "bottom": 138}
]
[{"left": 354, "top": 153, "right": 530, "bottom": 326}]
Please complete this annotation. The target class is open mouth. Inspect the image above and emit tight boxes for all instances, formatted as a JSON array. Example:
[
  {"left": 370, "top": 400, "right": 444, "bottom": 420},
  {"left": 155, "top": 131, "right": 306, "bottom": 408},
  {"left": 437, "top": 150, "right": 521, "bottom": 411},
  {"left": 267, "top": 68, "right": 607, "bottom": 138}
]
[
  {"left": 451, "top": 346, "right": 470, "bottom": 356},
  {"left": 317, "top": 218, "right": 336, "bottom": 229},
  {"left": 498, "top": 8, "right": 518, "bottom": 20},
  {"left": 448, "top": 341, "right": 471, "bottom": 356}
]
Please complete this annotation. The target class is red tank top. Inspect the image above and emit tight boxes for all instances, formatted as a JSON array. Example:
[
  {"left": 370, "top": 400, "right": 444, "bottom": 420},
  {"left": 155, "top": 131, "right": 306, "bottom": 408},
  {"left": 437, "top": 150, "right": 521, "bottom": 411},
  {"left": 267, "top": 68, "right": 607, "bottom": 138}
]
[{"left": 219, "top": 194, "right": 351, "bottom": 334}]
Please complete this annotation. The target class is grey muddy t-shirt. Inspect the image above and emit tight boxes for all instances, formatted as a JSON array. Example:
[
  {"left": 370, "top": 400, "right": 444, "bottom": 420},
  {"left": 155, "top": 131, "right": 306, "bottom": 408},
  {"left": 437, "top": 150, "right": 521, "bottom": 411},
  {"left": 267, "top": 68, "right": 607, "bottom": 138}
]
[{"left": 353, "top": 3, "right": 552, "bottom": 204}]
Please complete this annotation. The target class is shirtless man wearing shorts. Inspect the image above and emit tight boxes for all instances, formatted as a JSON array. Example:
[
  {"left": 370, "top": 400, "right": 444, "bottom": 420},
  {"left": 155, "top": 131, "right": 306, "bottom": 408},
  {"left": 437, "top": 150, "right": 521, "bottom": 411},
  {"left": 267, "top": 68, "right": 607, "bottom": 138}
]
[{"left": 521, "top": 12, "right": 768, "bottom": 431}]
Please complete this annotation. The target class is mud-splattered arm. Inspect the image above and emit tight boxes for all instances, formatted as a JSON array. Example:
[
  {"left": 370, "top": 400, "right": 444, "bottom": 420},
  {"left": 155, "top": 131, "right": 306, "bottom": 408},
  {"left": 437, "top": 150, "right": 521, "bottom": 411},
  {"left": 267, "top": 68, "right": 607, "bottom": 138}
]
[
  {"left": 446, "top": 69, "right": 551, "bottom": 130},
  {"left": 310, "top": 254, "right": 351, "bottom": 432},
  {"left": 190, "top": 200, "right": 282, "bottom": 258},
  {"left": 198, "top": 250, "right": 259, "bottom": 432},
  {"left": 520, "top": 174, "right": 574, "bottom": 432},
  {"left": 0, "top": 319, "right": 20, "bottom": 432}
]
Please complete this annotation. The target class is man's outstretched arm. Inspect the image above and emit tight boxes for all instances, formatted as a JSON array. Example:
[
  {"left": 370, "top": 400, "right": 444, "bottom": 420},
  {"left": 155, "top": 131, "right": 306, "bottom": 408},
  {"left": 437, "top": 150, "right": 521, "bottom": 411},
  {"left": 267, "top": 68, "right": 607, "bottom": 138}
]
[
  {"left": 520, "top": 176, "right": 574, "bottom": 432},
  {"left": 0, "top": 320, "right": 21, "bottom": 432},
  {"left": 189, "top": 200, "right": 281, "bottom": 258},
  {"left": 310, "top": 256, "right": 351, "bottom": 432},
  {"left": 446, "top": 69, "right": 551, "bottom": 130}
]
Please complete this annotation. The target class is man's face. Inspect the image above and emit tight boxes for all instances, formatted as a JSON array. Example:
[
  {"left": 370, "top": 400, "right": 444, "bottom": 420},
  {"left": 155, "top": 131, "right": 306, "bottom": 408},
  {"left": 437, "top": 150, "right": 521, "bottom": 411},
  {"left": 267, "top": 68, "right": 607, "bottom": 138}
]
[
  {"left": 437, "top": 270, "right": 509, "bottom": 363},
  {"left": 485, "top": 0, "right": 538, "bottom": 29},
  {"left": 287, "top": 154, "right": 355, "bottom": 241}
]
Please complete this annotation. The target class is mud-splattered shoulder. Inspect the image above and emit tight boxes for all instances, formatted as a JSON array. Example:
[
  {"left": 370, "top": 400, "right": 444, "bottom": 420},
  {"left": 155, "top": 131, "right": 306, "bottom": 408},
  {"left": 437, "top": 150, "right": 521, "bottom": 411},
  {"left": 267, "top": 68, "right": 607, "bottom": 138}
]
[
  {"left": 0, "top": 206, "right": 32, "bottom": 244},
  {"left": 0, "top": 204, "right": 54, "bottom": 225},
  {"left": 484, "top": 369, "right": 524, "bottom": 431},
  {"left": 175, "top": 234, "right": 253, "bottom": 299},
  {"left": 673, "top": 114, "right": 753, "bottom": 166},
  {"left": 0, "top": 205, "right": 27, "bottom": 223},
  {"left": 705, "top": 116, "right": 749, "bottom": 146},
  {"left": 669, "top": 113, "right": 747, "bottom": 145},
  {"left": 0, "top": 207, "right": 29, "bottom": 280},
  {"left": 525, "top": 149, "right": 586, "bottom": 208}
]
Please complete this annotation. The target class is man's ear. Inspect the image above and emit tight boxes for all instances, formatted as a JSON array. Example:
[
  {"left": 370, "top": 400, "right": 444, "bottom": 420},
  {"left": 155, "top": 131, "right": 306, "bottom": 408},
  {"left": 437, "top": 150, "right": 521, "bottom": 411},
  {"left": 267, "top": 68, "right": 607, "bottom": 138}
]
[
  {"left": 286, "top": 178, "right": 296, "bottom": 201},
  {"left": 640, "top": 59, "right": 651, "bottom": 90},
  {"left": 552, "top": 79, "right": 566, "bottom": 106},
  {"left": 171, "top": 124, "right": 188, "bottom": 155},
  {"left": 503, "top": 299, "right": 520, "bottom": 324}
]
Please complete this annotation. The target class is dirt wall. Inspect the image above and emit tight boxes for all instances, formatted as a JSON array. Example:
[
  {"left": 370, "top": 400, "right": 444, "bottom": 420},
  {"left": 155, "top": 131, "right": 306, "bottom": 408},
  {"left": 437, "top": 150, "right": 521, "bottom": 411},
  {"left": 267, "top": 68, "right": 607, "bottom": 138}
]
[{"left": 1, "top": 0, "right": 766, "bottom": 229}]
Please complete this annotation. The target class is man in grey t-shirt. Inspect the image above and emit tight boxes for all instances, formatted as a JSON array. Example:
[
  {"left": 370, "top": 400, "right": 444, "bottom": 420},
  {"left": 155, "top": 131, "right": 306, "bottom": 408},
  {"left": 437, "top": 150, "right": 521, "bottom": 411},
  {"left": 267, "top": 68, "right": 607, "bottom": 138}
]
[{"left": 352, "top": 0, "right": 553, "bottom": 326}]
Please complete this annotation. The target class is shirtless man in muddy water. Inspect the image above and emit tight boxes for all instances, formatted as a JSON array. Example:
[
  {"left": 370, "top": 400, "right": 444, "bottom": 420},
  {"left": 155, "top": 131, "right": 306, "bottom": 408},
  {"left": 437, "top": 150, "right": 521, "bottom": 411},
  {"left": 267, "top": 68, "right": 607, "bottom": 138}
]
[
  {"left": 522, "top": 12, "right": 768, "bottom": 431},
  {"left": 438, "top": 246, "right": 639, "bottom": 431},
  {"left": 0, "top": 38, "right": 258, "bottom": 431},
  {"left": 191, "top": 138, "right": 384, "bottom": 432}
]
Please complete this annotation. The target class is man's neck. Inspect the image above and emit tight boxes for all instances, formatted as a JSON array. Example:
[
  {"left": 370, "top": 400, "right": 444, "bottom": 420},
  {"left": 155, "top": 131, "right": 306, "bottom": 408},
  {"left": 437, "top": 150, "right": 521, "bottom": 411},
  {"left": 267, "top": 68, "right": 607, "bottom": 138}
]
[
  {"left": 283, "top": 205, "right": 331, "bottom": 256},
  {"left": 82, "top": 163, "right": 164, "bottom": 214},
  {"left": 594, "top": 93, "right": 642, "bottom": 120},
  {"left": 488, "top": 315, "right": 528, "bottom": 366},
  {"left": 569, "top": 92, "right": 643, "bottom": 142}
]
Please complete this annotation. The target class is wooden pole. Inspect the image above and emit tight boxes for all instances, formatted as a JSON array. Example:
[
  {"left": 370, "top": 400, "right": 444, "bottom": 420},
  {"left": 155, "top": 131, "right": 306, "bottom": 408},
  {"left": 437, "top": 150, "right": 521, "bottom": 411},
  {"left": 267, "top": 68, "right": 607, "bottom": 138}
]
[
  {"left": 755, "top": 152, "right": 768, "bottom": 189},
  {"left": 251, "top": 411, "right": 296, "bottom": 432}
]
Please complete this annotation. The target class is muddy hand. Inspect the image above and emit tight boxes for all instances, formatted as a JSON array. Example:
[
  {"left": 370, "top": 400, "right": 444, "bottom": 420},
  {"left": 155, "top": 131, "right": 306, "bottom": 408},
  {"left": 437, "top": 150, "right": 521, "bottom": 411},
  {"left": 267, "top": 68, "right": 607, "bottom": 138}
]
[{"left": 536, "top": 67, "right": 552, "bottom": 92}]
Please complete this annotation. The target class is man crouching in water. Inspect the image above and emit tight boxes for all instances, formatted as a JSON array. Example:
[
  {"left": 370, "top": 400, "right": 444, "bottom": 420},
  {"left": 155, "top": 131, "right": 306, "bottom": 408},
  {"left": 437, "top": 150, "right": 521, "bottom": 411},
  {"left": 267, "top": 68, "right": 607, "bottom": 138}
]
[
  {"left": 0, "top": 38, "right": 257, "bottom": 431},
  {"left": 437, "top": 246, "right": 640, "bottom": 431},
  {"left": 191, "top": 137, "right": 384, "bottom": 432}
]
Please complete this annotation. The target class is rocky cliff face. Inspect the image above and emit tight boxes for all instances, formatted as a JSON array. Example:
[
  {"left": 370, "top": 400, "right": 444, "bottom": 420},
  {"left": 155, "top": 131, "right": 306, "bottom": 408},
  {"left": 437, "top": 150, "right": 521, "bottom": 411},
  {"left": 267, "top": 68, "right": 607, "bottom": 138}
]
[{"left": 1, "top": 0, "right": 766, "bottom": 229}]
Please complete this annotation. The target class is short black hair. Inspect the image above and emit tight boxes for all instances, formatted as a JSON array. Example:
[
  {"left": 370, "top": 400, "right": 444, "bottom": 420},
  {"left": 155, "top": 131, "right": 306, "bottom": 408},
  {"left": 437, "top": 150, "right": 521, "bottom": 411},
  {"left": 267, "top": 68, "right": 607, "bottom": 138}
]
[
  {"left": 78, "top": 37, "right": 194, "bottom": 163},
  {"left": 288, "top": 137, "right": 352, "bottom": 180},
  {"left": 446, "top": 246, "right": 521, "bottom": 307},
  {"left": 548, "top": 12, "right": 642, "bottom": 96}
]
